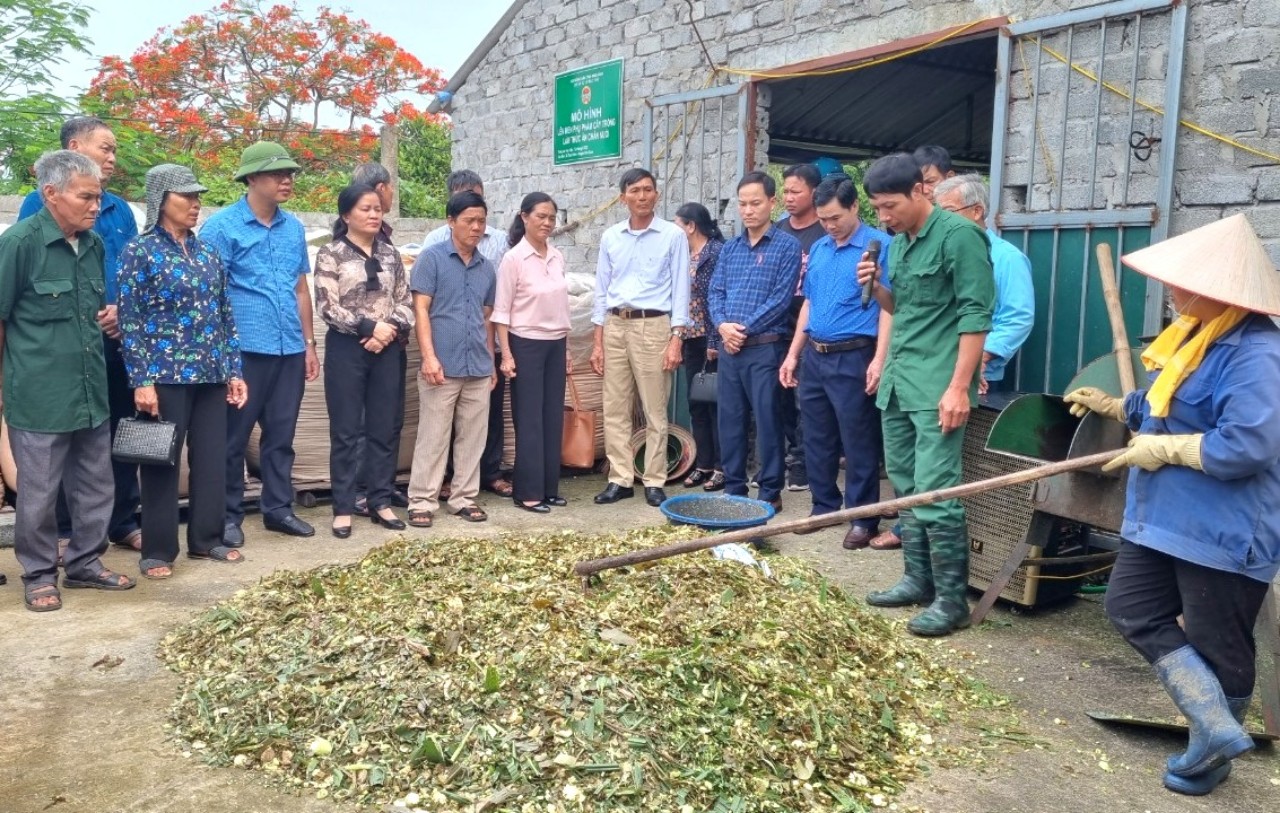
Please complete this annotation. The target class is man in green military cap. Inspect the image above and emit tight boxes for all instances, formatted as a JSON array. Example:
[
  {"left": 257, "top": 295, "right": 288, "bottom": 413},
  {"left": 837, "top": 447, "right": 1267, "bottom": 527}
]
[{"left": 200, "top": 141, "right": 320, "bottom": 545}]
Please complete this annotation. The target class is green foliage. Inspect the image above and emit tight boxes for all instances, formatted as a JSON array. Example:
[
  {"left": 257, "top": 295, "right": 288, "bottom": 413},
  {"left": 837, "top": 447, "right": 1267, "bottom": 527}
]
[
  {"left": 0, "top": 0, "right": 92, "bottom": 97},
  {"left": 391, "top": 117, "right": 452, "bottom": 219}
]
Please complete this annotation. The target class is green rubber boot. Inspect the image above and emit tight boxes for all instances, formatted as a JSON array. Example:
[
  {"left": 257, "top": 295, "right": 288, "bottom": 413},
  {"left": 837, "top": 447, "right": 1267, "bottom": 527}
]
[
  {"left": 866, "top": 513, "right": 935, "bottom": 608},
  {"left": 907, "top": 523, "right": 972, "bottom": 636}
]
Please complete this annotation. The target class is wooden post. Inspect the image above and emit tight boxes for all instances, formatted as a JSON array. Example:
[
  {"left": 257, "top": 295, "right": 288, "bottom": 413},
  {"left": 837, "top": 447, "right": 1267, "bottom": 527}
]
[
  {"left": 380, "top": 123, "right": 400, "bottom": 219},
  {"left": 574, "top": 450, "right": 1124, "bottom": 578},
  {"left": 1096, "top": 243, "right": 1136, "bottom": 393}
]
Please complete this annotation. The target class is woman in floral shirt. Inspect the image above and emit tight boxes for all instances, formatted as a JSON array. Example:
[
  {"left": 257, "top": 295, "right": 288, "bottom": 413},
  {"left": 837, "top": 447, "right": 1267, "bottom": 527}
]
[
  {"left": 315, "top": 183, "right": 414, "bottom": 538},
  {"left": 674, "top": 202, "right": 725, "bottom": 491},
  {"left": 118, "top": 164, "right": 247, "bottom": 579}
]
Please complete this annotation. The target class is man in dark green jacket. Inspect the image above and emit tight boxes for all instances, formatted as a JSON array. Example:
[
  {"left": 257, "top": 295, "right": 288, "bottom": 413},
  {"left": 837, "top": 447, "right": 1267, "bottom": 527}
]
[
  {"left": 0, "top": 150, "right": 136, "bottom": 611},
  {"left": 857, "top": 152, "right": 994, "bottom": 637}
]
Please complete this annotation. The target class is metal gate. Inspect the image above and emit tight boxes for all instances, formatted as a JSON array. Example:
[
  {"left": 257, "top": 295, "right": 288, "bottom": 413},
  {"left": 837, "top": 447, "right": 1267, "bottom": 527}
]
[
  {"left": 643, "top": 84, "right": 749, "bottom": 233},
  {"left": 988, "top": 0, "right": 1188, "bottom": 394}
]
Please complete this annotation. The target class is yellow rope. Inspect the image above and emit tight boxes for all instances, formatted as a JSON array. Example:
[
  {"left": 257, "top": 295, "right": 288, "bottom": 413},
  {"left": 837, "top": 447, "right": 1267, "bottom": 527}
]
[
  {"left": 1038, "top": 42, "right": 1280, "bottom": 165},
  {"left": 716, "top": 19, "right": 990, "bottom": 80},
  {"left": 1027, "top": 562, "right": 1114, "bottom": 582}
]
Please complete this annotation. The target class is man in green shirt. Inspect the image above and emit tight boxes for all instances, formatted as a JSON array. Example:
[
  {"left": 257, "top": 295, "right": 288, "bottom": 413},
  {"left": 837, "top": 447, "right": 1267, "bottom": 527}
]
[
  {"left": 857, "top": 153, "right": 994, "bottom": 637},
  {"left": 0, "top": 150, "right": 136, "bottom": 611}
]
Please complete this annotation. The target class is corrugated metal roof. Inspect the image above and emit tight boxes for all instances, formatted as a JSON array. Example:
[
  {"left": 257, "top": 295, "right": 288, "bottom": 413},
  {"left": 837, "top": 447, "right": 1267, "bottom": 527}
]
[{"left": 765, "top": 35, "right": 998, "bottom": 167}]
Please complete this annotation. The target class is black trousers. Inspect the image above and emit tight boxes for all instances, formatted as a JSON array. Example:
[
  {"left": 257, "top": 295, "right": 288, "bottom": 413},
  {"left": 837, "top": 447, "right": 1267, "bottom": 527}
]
[
  {"left": 682, "top": 336, "right": 720, "bottom": 471},
  {"left": 509, "top": 334, "right": 566, "bottom": 503},
  {"left": 356, "top": 338, "right": 408, "bottom": 494},
  {"left": 482, "top": 358, "right": 508, "bottom": 483},
  {"left": 56, "top": 336, "right": 141, "bottom": 542},
  {"left": 226, "top": 351, "right": 305, "bottom": 524},
  {"left": 140, "top": 383, "right": 227, "bottom": 562},
  {"left": 325, "top": 330, "right": 404, "bottom": 515},
  {"left": 1105, "top": 541, "right": 1271, "bottom": 698}
]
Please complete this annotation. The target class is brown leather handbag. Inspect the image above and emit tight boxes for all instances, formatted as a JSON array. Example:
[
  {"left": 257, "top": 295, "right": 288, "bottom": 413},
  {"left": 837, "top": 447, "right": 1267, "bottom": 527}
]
[{"left": 561, "top": 372, "right": 597, "bottom": 469}]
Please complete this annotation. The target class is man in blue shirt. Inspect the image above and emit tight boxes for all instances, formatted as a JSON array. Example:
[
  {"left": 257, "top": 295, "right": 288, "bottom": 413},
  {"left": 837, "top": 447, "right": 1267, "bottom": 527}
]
[
  {"left": 405, "top": 191, "right": 497, "bottom": 527},
  {"left": 590, "top": 168, "right": 690, "bottom": 507},
  {"left": 780, "top": 176, "right": 891, "bottom": 549},
  {"left": 18, "top": 117, "right": 142, "bottom": 553},
  {"left": 934, "top": 175, "right": 1035, "bottom": 393},
  {"left": 708, "top": 171, "right": 801, "bottom": 510},
  {"left": 201, "top": 141, "right": 319, "bottom": 542}
]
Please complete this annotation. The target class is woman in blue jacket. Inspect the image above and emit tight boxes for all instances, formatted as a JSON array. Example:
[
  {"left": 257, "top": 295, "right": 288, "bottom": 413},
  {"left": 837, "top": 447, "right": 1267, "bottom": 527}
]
[{"left": 1065, "top": 214, "right": 1280, "bottom": 797}]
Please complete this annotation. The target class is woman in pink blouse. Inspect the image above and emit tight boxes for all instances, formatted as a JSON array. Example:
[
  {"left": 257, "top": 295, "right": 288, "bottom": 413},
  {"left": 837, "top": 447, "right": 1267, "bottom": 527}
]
[{"left": 492, "top": 192, "right": 571, "bottom": 513}]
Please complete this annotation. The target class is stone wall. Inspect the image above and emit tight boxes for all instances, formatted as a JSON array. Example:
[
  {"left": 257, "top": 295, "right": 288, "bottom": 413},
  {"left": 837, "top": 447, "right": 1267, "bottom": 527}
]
[{"left": 449, "top": 0, "right": 1280, "bottom": 269}]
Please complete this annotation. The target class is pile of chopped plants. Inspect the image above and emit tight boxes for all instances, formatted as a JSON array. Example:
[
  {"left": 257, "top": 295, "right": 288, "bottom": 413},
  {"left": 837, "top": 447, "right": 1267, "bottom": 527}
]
[{"left": 161, "top": 527, "right": 978, "bottom": 812}]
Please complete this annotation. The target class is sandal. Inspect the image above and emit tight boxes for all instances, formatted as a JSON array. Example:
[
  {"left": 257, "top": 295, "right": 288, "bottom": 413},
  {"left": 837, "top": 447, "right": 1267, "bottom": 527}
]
[
  {"left": 868, "top": 530, "right": 902, "bottom": 550},
  {"left": 24, "top": 583, "right": 62, "bottom": 612},
  {"left": 407, "top": 509, "right": 434, "bottom": 528},
  {"left": 63, "top": 568, "right": 136, "bottom": 591},
  {"left": 187, "top": 546, "right": 244, "bottom": 563},
  {"left": 483, "top": 478, "right": 513, "bottom": 497},
  {"left": 702, "top": 471, "right": 726, "bottom": 492},
  {"left": 111, "top": 529, "right": 143, "bottom": 552},
  {"left": 454, "top": 505, "right": 488, "bottom": 523},
  {"left": 139, "top": 558, "right": 174, "bottom": 580},
  {"left": 683, "top": 469, "right": 712, "bottom": 488}
]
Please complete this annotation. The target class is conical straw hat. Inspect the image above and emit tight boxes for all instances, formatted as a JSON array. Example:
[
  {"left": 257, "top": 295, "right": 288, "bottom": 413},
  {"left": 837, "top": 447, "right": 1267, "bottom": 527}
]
[{"left": 1121, "top": 214, "right": 1280, "bottom": 315}]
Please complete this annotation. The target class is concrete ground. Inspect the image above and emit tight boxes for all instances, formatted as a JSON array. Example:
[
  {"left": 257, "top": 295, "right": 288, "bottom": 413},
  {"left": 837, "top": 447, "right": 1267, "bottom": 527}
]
[{"left": 0, "top": 472, "right": 1275, "bottom": 813}]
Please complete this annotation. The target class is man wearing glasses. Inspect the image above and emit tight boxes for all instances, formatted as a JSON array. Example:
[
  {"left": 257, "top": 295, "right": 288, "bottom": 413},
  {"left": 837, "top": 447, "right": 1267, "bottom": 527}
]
[
  {"left": 201, "top": 141, "right": 320, "bottom": 543},
  {"left": 934, "top": 174, "right": 1035, "bottom": 394}
]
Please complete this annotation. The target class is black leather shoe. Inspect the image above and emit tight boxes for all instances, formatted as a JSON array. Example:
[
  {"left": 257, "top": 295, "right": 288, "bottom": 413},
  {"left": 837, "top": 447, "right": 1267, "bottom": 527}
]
[
  {"left": 644, "top": 487, "right": 667, "bottom": 507},
  {"left": 390, "top": 487, "right": 409, "bottom": 508},
  {"left": 594, "top": 484, "right": 634, "bottom": 504},
  {"left": 264, "top": 513, "right": 315, "bottom": 537},
  {"left": 331, "top": 523, "right": 353, "bottom": 539},
  {"left": 544, "top": 495, "right": 568, "bottom": 507},
  {"left": 370, "top": 510, "right": 407, "bottom": 531},
  {"left": 223, "top": 523, "right": 245, "bottom": 548},
  {"left": 514, "top": 498, "right": 551, "bottom": 514}
]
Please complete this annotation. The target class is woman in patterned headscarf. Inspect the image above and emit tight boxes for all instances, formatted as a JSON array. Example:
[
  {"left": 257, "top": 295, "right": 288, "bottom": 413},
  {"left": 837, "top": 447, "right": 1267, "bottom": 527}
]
[{"left": 118, "top": 164, "right": 248, "bottom": 579}]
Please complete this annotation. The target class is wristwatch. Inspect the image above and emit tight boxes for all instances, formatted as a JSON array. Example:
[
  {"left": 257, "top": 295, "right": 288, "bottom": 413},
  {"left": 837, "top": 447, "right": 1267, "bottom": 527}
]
[
  {"left": 670, "top": 327, "right": 686, "bottom": 340},
  {"left": 305, "top": 339, "right": 317, "bottom": 347}
]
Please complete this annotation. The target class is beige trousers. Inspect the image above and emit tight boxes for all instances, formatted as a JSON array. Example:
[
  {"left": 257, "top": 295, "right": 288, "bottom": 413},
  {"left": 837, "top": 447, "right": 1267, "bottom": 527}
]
[
  {"left": 602, "top": 313, "right": 671, "bottom": 488},
  {"left": 408, "top": 375, "right": 491, "bottom": 514}
]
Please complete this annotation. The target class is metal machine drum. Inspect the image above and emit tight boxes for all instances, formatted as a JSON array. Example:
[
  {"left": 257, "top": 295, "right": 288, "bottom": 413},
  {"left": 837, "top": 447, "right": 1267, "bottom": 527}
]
[{"left": 961, "top": 391, "right": 1129, "bottom": 608}]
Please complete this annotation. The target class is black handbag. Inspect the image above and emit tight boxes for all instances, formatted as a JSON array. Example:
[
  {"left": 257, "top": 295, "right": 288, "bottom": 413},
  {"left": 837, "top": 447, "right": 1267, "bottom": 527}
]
[
  {"left": 688, "top": 362, "right": 718, "bottom": 404},
  {"left": 112, "top": 414, "right": 179, "bottom": 467}
]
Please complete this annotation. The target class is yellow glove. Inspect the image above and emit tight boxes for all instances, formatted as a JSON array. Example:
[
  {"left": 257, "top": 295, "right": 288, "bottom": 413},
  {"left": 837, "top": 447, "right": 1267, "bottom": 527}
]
[
  {"left": 1063, "top": 387, "right": 1126, "bottom": 422},
  {"left": 1101, "top": 434, "right": 1204, "bottom": 473}
]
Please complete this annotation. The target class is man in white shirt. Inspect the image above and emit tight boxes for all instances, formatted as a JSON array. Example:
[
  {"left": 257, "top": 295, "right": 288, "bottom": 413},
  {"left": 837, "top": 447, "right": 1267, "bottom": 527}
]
[
  {"left": 421, "top": 170, "right": 512, "bottom": 498},
  {"left": 590, "top": 168, "right": 691, "bottom": 507}
]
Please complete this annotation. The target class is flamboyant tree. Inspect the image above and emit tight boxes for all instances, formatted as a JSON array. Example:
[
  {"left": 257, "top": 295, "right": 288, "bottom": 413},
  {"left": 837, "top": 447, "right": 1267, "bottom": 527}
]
[{"left": 83, "top": 0, "right": 446, "bottom": 207}]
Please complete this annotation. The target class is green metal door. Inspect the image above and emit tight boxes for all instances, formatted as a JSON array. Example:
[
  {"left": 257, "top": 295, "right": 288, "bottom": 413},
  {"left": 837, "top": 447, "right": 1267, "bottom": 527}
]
[
  {"left": 989, "top": 0, "right": 1188, "bottom": 394},
  {"left": 1003, "top": 225, "right": 1150, "bottom": 394}
]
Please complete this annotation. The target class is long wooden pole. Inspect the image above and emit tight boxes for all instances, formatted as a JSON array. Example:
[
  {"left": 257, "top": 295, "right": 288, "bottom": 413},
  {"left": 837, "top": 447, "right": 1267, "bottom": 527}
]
[
  {"left": 574, "top": 449, "right": 1124, "bottom": 578},
  {"left": 1096, "top": 243, "right": 1136, "bottom": 393}
]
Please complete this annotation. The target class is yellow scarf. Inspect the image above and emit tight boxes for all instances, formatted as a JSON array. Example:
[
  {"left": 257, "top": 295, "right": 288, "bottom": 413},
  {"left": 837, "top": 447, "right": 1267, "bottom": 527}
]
[{"left": 1141, "top": 306, "right": 1248, "bottom": 417}]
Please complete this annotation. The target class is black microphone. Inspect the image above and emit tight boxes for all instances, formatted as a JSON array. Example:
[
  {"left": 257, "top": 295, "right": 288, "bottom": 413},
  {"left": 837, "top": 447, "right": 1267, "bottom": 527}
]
[{"left": 860, "top": 239, "right": 883, "bottom": 309}]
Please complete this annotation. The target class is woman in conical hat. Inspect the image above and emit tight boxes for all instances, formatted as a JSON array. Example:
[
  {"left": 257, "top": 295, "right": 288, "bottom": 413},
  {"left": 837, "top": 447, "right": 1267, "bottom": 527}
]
[{"left": 1064, "top": 214, "right": 1280, "bottom": 796}]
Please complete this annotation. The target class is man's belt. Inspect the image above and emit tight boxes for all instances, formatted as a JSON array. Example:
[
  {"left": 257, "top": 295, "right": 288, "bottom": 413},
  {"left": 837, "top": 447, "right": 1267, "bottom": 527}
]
[
  {"left": 741, "top": 332, "right": 783, "bottom": 348},
  {"left": 610, "top": 307, "right": 668, "bottom": 319},
  {"left": 809, "top": 336, "right": 876, "bottom": 354}
]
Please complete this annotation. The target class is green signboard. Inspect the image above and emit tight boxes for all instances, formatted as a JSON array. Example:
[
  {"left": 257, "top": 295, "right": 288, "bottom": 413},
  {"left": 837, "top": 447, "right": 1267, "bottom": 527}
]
[{"left": 553, "top": 58, "right": 624, "bottom": 166}]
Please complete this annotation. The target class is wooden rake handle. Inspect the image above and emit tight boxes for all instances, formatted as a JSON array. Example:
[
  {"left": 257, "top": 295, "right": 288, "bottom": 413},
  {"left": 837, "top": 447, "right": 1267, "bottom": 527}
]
[
  {"left": 574, "top": 449, "right": 1124, "bottom": 578},
  {"left": 1096, "top": 243, "right": 1137, "bottom": 394}
]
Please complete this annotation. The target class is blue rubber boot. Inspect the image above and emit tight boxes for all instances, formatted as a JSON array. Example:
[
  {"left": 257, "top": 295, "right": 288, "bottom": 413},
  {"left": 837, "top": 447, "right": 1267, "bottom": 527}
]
[
  {"left": 1162, "top": 694, "right": 1251, "bottom": 796},
  {"left": 1155, "top": 647, "right": 1254, "bottom": 779}
]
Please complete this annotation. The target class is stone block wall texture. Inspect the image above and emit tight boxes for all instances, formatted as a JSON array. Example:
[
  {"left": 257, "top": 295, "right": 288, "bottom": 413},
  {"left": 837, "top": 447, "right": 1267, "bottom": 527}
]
[{"left": 449, "top": 0, "right": 1280, "bottom": 270}]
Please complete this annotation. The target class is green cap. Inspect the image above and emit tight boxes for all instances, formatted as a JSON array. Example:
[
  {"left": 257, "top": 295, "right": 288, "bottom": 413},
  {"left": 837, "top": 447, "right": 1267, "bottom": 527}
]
[{"left": 233, "top": 141, "right": 301, "bottom": 180}]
